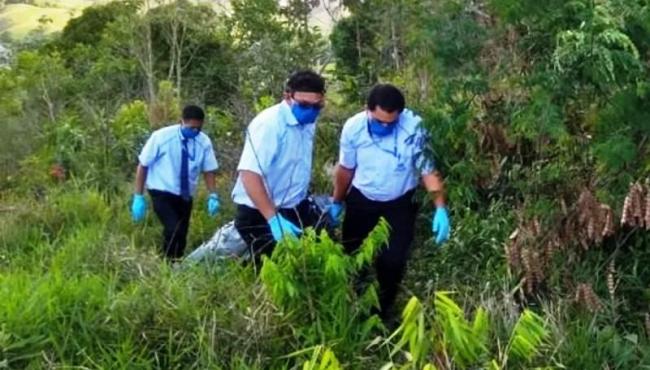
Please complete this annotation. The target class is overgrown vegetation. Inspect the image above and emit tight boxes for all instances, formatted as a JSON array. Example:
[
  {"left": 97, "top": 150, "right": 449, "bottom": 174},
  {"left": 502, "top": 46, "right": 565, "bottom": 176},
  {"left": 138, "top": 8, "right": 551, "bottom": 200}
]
[{"left": 1, "top": 0, "right": 650, "bottom": 368}]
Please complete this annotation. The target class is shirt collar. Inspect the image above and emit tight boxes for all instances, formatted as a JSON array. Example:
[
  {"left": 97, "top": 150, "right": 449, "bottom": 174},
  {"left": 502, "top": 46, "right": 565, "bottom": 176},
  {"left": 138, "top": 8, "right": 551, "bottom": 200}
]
[
  {"left": 280, "top": 100, "right": 299, "bottom": 126},
  {"left": 175, "top": 124, "right": 183, "bottom": 140}
]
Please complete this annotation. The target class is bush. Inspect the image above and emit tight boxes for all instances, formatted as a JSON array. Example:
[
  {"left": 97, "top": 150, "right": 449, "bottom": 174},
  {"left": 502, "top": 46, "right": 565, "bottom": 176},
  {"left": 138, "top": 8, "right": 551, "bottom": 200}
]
[{"left": 260, "top": 221, "right": 389, "bottom": 365}]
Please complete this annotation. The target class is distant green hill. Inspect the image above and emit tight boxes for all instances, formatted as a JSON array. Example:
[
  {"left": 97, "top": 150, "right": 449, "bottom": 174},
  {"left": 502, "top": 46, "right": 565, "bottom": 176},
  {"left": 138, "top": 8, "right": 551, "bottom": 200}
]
[
  {"left": 0, "top": 1, "right": 335, "bottom": 39},
  {"left": 0, "top": 1, "right": 103, "bottom": 38}
]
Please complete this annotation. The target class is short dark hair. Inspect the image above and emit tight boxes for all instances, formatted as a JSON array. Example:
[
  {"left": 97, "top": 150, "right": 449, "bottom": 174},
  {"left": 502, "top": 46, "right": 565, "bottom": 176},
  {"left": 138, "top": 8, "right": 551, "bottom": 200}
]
[
  {"left": 182, "top": 105, "right": 205, "bottom": 120},
  {"left": 285, "top": 69, "right": 326, "bottom": 94},
  {"left": 367, "top": 84, "right": 405, "bottom": 113}
]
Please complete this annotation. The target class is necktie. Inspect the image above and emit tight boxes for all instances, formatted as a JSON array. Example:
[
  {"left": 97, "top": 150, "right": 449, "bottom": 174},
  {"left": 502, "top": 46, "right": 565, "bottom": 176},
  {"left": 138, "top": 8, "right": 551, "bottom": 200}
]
[{"left": 180, "top": 139, "right": 190, "bottom": 201}]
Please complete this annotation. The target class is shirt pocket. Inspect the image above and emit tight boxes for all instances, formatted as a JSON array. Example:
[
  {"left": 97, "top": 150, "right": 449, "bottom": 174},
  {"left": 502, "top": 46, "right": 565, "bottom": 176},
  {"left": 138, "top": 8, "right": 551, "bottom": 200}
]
[
  {"left": 356, "top": 145, "right": 382, "bottom": 179},
  {"left": 398, "top": 151, "right": 416, "bottom": 174}
]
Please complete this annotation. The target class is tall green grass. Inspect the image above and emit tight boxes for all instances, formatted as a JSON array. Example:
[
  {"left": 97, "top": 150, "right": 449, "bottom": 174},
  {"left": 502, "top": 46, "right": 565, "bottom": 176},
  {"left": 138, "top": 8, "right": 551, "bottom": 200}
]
[
  {"left": 0, "top": 187, "right": 289, "bottom": 368},
  {"left": 2, "top": 186, "right": 650, "bottom": 368}
]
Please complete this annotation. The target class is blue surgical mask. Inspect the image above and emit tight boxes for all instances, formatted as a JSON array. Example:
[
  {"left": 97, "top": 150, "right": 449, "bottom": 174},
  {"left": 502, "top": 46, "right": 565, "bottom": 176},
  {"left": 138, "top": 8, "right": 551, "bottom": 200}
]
[
  {"left": 180, "top": 125, "right": 201, "bottom": 139},
  {"left": 291, "top": 102, "right": 321, "bottom": 125},
  {"left": 368, "top": 118, "right": 397, "bottom": 137}
]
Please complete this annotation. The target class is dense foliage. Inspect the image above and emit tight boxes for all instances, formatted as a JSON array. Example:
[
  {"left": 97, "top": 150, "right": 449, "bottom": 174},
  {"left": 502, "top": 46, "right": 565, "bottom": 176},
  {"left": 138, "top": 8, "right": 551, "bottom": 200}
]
[{"left": 1, "top": 0, "right": 650, "bottom": 368}]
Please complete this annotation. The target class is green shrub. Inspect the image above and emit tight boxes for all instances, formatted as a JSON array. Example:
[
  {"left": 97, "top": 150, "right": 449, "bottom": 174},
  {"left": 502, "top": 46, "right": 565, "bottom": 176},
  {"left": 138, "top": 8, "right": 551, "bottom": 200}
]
[{"left": 260, "top": 221, "right": 390, "bottom": 364}]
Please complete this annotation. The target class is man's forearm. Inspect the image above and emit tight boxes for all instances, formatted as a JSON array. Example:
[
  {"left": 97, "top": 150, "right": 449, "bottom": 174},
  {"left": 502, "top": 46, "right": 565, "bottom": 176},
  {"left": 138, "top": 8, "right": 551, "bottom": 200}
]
[
  {"left": 134, "top": 164, "right": 147, "bottom": 194},
  {"left": 240, "top": 170, "right": 276, "bottom": 220},
  {"left": 204, "top": 171, "right": 217, "bottom": 194},
  {"left": 422, "top": 171, "right": 446, "bottom": 207},
  {"left": 333, "top": 165, "right": 354, "bottom": 202}
]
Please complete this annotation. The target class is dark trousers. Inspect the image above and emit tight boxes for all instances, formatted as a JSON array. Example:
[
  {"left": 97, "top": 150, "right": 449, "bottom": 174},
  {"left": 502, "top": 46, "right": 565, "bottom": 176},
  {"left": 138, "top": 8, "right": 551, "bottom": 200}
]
[
  {"left": 234, "top": 198, "right": 323, "bottom": 267},
  {"left": 149, "top": 189, "right": 193, "bottom": 260},
  {"left": 342, "top": 187, "right": 417, "bottom": 319}
]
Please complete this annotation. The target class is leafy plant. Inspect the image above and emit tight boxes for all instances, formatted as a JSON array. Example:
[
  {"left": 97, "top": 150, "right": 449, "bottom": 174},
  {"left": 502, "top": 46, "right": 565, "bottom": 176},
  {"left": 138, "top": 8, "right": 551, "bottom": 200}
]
[
  {"left": 260, "top": 220, "right": 390, "bottom": 362},
  {"left": 301, "top": 346, "right": 343, "bottom": 370},
  {"left": 383, "top": 293, "right": 549, "bottom": 369}
]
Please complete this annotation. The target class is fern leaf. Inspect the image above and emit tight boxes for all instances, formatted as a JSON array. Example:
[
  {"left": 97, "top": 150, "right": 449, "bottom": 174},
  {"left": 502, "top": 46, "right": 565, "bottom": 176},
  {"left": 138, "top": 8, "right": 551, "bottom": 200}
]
[{"left": 507, "top": 309, "right": 548, "bottom": 364}]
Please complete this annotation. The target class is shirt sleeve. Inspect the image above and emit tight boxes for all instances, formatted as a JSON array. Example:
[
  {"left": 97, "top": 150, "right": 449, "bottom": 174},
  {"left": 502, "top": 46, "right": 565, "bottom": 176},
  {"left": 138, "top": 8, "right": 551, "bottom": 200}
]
[
  {"left": 413, "top": 123, "right": 436, "bottom": 175},
  {"left": 237, "top": 118, "right": 279, "bottom": 175},
  {"left": 338, "top": 120, "right": 357, "bottom": 169},
  {"left": 138, "top": 131, "right": 158, "bottom": 167},
  {"left": 202, "top": 139, "right": 219, "bottom": 172}
]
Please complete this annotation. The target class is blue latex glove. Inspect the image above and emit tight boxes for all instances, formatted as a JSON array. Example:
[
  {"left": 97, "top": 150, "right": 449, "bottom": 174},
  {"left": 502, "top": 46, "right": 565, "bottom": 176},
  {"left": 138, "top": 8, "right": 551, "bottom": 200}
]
[
  {"left": 207, "top": 193, "right": 220, "bottom": 217},
  {"left": 328, "top": 201, "right": 343, "bottom": 226},
  {"left": 131, "top": 194, "right": 147, "bottom": 222},
  {"left": 432, "top": 207, "right": 450, "bottom": 244},
  {"left": 267, "top": 214, "right": 302, "bottom": 241}
]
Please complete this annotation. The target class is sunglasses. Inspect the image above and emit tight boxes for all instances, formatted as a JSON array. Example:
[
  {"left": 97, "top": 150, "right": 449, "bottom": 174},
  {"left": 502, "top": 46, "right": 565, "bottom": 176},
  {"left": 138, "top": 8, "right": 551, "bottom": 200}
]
[
  {"left": 181, "top": 123, "right": 202, "bottom": 132},
  {"left": 291, "top": 96, "right": 324, "bottom": 110},
  {"left": 370, "top": 117, "right": 399, "bottom": 125}
]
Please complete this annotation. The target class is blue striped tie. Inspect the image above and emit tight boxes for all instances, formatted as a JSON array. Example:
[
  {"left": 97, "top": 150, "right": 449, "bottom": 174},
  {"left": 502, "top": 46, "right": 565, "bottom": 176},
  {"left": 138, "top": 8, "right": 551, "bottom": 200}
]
[{"left": 180, "top": 139, "right": 190, "bottom": 201}]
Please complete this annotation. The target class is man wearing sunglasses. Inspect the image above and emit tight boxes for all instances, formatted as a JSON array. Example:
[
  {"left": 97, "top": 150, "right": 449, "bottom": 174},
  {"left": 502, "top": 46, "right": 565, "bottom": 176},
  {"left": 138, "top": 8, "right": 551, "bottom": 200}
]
[
  {"left": 231, "top": 70, "right": 326, "bottom": 266},
  {"left": 329, "top": 84, "right": 451, "bottom": 321},
  {"left": 130, "top": 105, "right": 220, "bottom": 260}
]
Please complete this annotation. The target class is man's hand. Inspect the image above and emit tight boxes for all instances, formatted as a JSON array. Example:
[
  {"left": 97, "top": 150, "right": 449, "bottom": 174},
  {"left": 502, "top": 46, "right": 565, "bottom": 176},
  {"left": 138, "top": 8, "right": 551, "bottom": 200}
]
[
  {"left": 432, "top": 206, "right": 450, "bottom": 244},
  {"left": 131, "top": 194, "right": 147, "bottom": 222},
  {"left": 328, "top": 201, "right": 344, "bottom": 227},
  {"left": 207, "top": 193, "right": 220, "bottom": 217},
  {"left": 267, "top": 214, "right": 302, "bottom": 241}
]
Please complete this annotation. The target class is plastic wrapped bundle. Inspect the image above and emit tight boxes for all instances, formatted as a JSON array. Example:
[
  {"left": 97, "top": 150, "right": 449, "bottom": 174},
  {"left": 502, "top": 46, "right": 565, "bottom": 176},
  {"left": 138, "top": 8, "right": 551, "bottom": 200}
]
[
  {"left": 184, "top": 195, "right": 335, "bottom": 265},
  {"left": 185, "top": 221, "right": 250, "bottom": 264},
  {"left": 308, "top": 194, "right": 335, "bottom": 232}
]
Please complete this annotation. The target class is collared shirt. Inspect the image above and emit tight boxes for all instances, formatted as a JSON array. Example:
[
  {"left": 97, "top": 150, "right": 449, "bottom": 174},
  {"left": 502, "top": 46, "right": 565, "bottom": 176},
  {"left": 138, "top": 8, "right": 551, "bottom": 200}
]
[
  {"left": 231, "top": 101, "right": 315, "bottom": 208},
  {"left": 339, "top": 109, "right": 434, "bottom": 202},
  {"left": 138, "top": 124, "right": 219, "bottom": 197}
]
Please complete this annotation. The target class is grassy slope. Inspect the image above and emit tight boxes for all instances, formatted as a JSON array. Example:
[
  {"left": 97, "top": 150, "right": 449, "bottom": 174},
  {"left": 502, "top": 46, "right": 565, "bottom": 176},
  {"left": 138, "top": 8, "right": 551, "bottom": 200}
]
[
  {"left": 2, "top": 4, "right": 80, "bottom": 37},
  {"left": 0, "top": 0, "right": 334, "bottom": 39},
  {"left": 0, "top": 1, "right": 102, "bottom": 38}
]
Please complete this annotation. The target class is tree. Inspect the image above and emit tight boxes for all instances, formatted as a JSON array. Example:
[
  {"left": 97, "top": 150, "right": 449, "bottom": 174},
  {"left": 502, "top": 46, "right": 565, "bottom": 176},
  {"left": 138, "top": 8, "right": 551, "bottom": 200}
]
[
  {"left": 58, "top": 0, "right": 140, "bottom": 50},
  {"left": 148, "top": 0, "right": 236, "bottom": 104},
  {"left": 227, "top": 0, "right": 326, "bottom": 103}
]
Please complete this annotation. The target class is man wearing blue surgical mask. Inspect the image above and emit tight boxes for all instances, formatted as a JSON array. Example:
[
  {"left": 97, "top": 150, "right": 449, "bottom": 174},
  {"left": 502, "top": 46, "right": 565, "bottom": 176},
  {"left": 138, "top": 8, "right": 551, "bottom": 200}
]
[
  {"left": 329, "top": 84, "right": 451, "bottom": 321},
  {"left": 131, "top": 105, "right": 220, "bottom": 260},
  {"left": 231, "top": 70, "right": 326, "bottom": 266}
]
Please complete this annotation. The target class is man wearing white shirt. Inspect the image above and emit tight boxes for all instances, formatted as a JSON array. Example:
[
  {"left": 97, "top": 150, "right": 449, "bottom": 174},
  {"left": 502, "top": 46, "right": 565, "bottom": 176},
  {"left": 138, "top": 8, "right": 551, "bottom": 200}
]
[
  {"left": 329, "top": 84, "right": 451, "bottom": 320},
  {"left": 231, "top": 70, "right": 326, "bottom": 264},
  {"left": 131, "top": 105, "right": 220, "bottom": 260}
]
